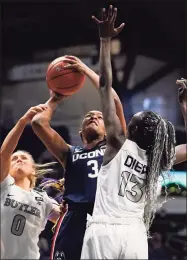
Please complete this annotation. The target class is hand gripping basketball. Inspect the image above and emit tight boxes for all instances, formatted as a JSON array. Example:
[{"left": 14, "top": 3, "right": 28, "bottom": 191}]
[{"left": 46, "top": 56, "right": 85, "bottom": 96}]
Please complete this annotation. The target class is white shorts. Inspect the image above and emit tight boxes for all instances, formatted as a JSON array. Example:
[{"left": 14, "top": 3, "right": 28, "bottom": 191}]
[{"left": 81, "top": 215, "right": 148, "bottom": 260}]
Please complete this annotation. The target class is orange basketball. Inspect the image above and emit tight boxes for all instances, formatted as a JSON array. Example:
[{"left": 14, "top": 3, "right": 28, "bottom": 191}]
[{"left": 46, "top": 56, "right": 85, "bottom": 96}]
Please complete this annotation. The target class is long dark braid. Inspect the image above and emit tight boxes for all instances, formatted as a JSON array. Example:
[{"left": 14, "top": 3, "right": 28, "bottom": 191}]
[{"left": 143, "top": 112, "right": 176, "bottom": 233}]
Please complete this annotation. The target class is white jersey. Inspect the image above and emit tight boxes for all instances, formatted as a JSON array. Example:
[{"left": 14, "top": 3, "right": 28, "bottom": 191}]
[
  {"left": 1, "top": 175, "right": 58, "bottom": 259},
  {"left": 93, "top": 139, "right": 148, "bottom": 219}
]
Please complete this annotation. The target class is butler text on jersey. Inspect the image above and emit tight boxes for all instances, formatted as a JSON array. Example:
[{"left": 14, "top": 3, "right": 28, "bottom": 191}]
[{"left": 4, "top": 197, "right": 41, "bottom": 218}]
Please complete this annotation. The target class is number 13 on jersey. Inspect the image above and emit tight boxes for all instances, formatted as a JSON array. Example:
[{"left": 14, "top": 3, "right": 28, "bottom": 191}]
[{"left": 118, "top": 171, "right": 146, "bottom": 203}]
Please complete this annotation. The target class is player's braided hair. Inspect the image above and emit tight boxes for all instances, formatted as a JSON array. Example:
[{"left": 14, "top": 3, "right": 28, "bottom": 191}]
[
  {"left": 15, "top": 150, "right": 57, "bottom": 188},
  {"left": 142, "top": 112, "right": 176, "bottom": 233}
]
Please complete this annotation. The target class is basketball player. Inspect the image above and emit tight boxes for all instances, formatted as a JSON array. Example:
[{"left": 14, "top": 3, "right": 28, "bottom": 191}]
[
  {"left": 0, "top": 105, "right": 61, "bottom": 259},
  {"left": 31, "top": 58, "right": 127, "bottom": 260},
  {"left": 175, "top": 78, "right": 187, "bottom": 164},
  {"left": 81, "top": 5, "right": 178, "bottom": 259}
]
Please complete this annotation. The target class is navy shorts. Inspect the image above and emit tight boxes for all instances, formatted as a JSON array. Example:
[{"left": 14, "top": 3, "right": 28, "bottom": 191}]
[{"left": 51, "top": 204, "right": 93, "bottom": 260}]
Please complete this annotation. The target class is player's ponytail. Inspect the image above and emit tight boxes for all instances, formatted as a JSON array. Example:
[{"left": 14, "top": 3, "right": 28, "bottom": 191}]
[
  {"left": 31, "top": 162, "right": 58, "bottom": 188},
  {"left": 143, "top": 115, "right": 176, "bottom": 234},
  {"left": 39, "top": 177, "right": 65, "bottom": 192}
]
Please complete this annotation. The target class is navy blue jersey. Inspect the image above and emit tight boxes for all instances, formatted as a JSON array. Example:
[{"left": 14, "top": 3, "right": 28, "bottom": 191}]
[{"left": 63, "top": 140, "right": 106, "bottom": 204}]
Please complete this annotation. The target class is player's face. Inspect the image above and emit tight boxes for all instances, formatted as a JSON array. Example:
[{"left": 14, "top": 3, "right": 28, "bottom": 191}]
[
  {"left": 81, "top": 111, "right": 106, "bottom": 136},
  {"left": 10, "top": 151, "right": 35, "bottom": 180}
]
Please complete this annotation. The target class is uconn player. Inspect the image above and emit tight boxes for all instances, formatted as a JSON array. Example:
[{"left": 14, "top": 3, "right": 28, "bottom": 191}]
[
  {"left": 31, "top": 60, "right": 127, "bottom": 260},
  {"left": 81, "top": 6, "right": 184, "bottom": 259},
  {"left": 0, "top": 105, "right": 60, "bottom": 259}
]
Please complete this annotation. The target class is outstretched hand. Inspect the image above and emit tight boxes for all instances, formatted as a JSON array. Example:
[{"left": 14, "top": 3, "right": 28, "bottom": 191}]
[{"left": 92, "top": 5, "right": 125, "bottom": 38}]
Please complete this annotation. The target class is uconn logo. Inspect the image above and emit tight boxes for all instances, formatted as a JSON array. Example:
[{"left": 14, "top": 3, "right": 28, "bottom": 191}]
[{"left": 72, "top": 148, "right": 105, "bottom": 162}]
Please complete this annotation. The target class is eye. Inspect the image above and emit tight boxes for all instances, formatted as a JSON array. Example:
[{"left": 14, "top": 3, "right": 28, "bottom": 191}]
[
  {"left": 11, "top": 157, "right": 17, "bottom": 161},
  {"left": 21, "top": 156, "right": 28, "bottom": 160}
]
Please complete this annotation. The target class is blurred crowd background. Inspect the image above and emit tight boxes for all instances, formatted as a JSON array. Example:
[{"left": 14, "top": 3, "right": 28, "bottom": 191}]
[{"left": 0, "top": 0, "right": 187, "bottom": 259}]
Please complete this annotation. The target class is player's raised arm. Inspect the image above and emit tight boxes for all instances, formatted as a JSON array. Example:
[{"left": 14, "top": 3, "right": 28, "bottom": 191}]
[
  {"left": 174, "top": 79, "right": 187, "bottom": 165},
  {"left": 0, "top": 105, "right": 48, "bottom": 182},
  {"left": 31, "top": 92, "right": 71, "bottom": 168},
  {"left": 63, "top": 56, "right": 127, "bottom": 134},
  {"left": 92, "top": 6, "right": 126, "bottom": 158}
]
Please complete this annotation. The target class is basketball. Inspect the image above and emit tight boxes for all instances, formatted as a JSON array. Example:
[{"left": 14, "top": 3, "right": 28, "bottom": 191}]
[{"left": 46, "top": 56, "right": 85, "bottom": 96}]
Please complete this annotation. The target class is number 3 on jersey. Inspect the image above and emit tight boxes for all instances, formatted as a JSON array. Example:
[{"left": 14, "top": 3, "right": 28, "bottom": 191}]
[
  {"left": 87, "top": 160, "right": 99, "bottom": 178},
  {"left": 118, "top": 171, "right": 146, "bottom": 203}
]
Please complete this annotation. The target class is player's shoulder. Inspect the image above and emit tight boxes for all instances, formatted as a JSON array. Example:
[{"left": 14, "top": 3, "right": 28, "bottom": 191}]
[
  {"left": 123, "top": 139, "right": 139, "bottom": 150},
  {"left": 123, "top": 139, "right": 147, "bottom": 161}
]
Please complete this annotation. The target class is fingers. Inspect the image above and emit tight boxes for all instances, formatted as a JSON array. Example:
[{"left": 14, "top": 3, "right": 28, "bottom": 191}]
[
  {"left": 107, "top": 5, "right": 113, "bottom": 21},
  {"left": 176, "top": 78, "right": 187, "bottom": 88},
  {"left": 63, "top": 58, "right": 77, "bottom": 69},
  {"left": 92, "top": 15, "right": 101, "bottom": 25},
  {"left": 64, "top": 55, "right": 78, "bottom": 61},
  {"left": 111, "top": 7, "right": 117, "bottom": 24},
  {"left": 101, "top": 8, "right": 107, "bottom": 21},
  {"left": 30, "top": 105, "right": 48, "bottom": 114},
  {"left": 64, "top": 64, "right": 77, "bottom": 69},
  {"left": 63, "top": 58, "right": 76, "bottom": 65},
  {"left": 64, "top": 59, "right": 75, "bottom": 65},
  {"left": 115, "top": 23, "right": 125, "bottom": 35}
]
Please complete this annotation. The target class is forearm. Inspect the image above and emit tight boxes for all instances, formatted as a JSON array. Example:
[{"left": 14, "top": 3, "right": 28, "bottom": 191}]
[
  {"left": 0, "top": 118, "right": 27, "bottom": 156},
  {"left": 99, "top": 38, "right": 112, "bottom": 91},
  {"left": 180, "top": 102, "right": 187, "bottom": 129},
  {"left": 85, "top": 67, "right": 100, "bottom": 89},
  {"left": 32, "top": 97, "right": 59, "bottom": 126},
  {"left": 174, "top": 144, "right": 187, "bottom": 164}
]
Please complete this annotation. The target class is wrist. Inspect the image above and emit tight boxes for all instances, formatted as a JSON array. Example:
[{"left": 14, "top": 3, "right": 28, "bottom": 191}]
[
  {"left": 49, "top": 96, "right": 63, "bottom": 105},
  {"left": 100, "top": 37, "right": 111, "bottom": 42},
  {"left": 19, "top": 117, "right": 29, "bottom": 125}
]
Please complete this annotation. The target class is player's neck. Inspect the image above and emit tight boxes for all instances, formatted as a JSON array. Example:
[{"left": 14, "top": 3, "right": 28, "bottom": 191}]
[
  {"left": 84, "top": 138, "right": 104, "bottom": 149},
  {"left": 15, "top": 178, "right": 31, "bottom": 191}
]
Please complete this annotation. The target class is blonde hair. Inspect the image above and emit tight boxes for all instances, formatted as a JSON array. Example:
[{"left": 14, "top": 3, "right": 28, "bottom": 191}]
[{"left": 14, "top": 150, "right": 57, "bottom": 188}]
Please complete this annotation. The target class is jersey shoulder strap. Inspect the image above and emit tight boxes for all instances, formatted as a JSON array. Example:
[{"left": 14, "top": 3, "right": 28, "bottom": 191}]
[{"left": 33, "top": 187, "right": 46, "bottom": 196}]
